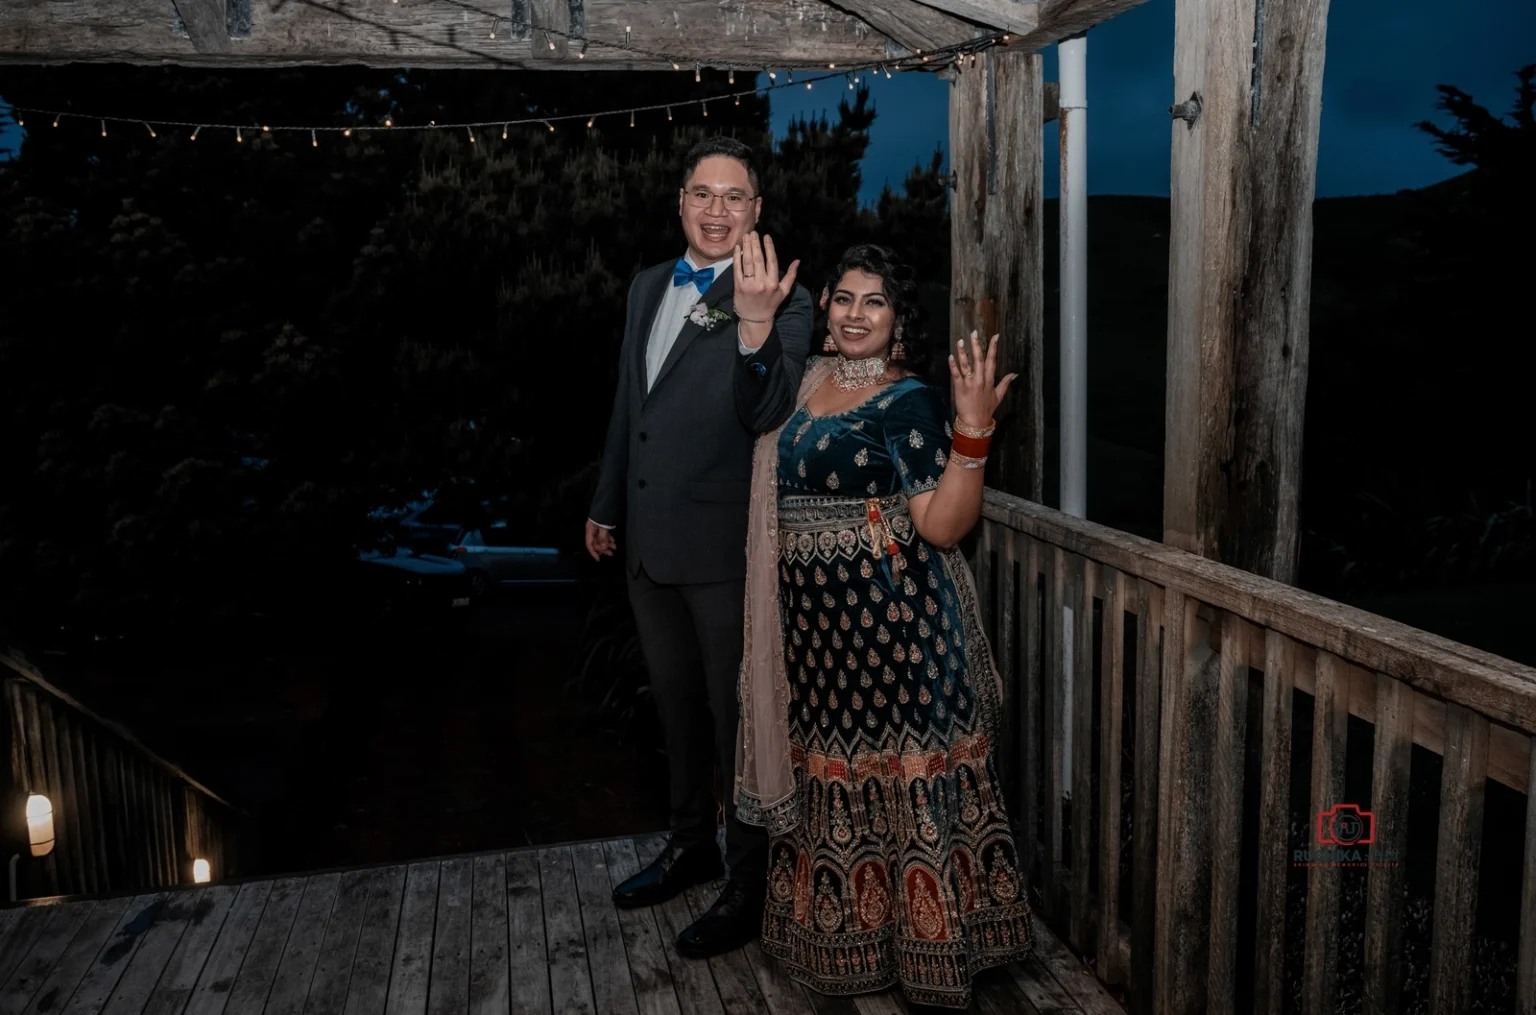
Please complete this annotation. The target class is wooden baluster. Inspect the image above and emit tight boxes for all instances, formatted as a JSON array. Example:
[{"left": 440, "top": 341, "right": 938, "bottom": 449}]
[
  {"left": 1130, "top": 580, "right": 1162, "bottom": 1015},
  {"left": 1153, "top": 591, "right": 1210, "bottom": 1015},
  {"left": 1304, "top": 651, "right": 1350, "bottom": 1015},
  {"left": 1097, "top": 565, "right": 1126, "bottom": 985},
  {"left": 1517, "top": 734, "right": 1536, "bottom": 1015},
  {"left": 1021, "top": 535, "right": 1043, "bottom": 896},
  {"left": 1206, "top": 613, "right": 1250, "bottom": 1012},
  {"left": 976, "top": 519, "right": 996, "bottom": 635},
  {"left": 1254, "top": 631, "right": 1295, "bottom": 1015},
  {"left": 1070, "top": 554, "right": 1096, "bottom": 953},
  {"left": 1428, "top": 704, "right": 1490, "bottom": 1015},
  {"left": 997, "top": 526, "right": 1019, "bottom": 810},
  {"left": 1363, "top": 674, "right": 1413, "bottom": 1015},
  {"left": 1044, "top": 543, "right": 1066, "bottom": 918}
]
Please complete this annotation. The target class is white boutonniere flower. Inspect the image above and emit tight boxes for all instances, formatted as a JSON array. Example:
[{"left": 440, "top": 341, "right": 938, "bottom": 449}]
[{"left": 689, "top": 302, "right": 735, "bottom": 331}]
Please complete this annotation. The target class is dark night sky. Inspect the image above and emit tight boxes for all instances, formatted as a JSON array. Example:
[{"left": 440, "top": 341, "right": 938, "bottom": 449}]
[{"left": 1, "top": 0, "right": 1532, "bottom": 202}]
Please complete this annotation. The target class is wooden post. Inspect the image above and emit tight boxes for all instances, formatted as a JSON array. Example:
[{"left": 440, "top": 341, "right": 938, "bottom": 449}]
[
  {"left": 949, "top": 47, "right": 1046, "bottom": 503},
  {"left": 1162, "top": 0, "right": 1330, "bottom": 583}
]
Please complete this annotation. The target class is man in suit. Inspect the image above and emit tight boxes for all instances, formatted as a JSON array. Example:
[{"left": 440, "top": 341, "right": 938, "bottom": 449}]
[{"left": 585, "top": 136, "right": 813, "bottom": 957}]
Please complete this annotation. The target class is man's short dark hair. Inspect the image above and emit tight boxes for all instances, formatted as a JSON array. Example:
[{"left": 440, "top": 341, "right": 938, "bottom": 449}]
[{"left": 680, "top": 136, "right": 761, "bottom": 195}]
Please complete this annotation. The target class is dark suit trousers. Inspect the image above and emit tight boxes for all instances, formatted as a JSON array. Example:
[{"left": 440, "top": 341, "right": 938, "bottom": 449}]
[{"left": 627, "top": 566, "right": 767, "bottom": 885}]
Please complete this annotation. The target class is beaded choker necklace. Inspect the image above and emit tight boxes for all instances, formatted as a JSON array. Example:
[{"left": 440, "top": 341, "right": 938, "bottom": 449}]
[{"left": 832, "top": 354, "right": 887, "bottom": 391}]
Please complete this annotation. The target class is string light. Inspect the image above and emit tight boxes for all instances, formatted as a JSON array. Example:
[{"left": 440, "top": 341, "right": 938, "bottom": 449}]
[
  {"left": 311, "top": 129, "right": 318, "bottom": 147},
  {"left": 828, "top": 63, "right": 836, "bottom": 69},
  {"left": 488, "top": 17, "right": 499, "bottom": 39},
  {"left": 728, "top": 69, "right": 735, "bottom": 84},
  {"left": 672, "top": 61, "right": 680, "bottom": 71},
  {"left": 6, "top": 37, "right": 1004, "bottom": 152},
  {"left": 694, "top": 63, "right": 701, "bottom": 83},
  {"left": 546, "top": 34, "right": 556, "bottom": 51}
]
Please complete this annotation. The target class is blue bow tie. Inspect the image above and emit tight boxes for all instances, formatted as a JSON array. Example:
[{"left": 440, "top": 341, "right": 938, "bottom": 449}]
[{"left": 673, "top": 260, "right": 716, "bottom": 292}]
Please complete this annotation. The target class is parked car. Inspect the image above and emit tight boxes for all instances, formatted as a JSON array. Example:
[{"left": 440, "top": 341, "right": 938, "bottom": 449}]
[
  {"left": 353, "top": 541, "right": 475, "bottom": 624},
  {"left": 447, "top": 524, "right": 578, "bottom": 597}
]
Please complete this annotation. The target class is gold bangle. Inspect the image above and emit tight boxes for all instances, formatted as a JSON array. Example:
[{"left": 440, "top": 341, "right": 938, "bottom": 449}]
[
  {"left": 949, "top": 450, "right": 988, "bottom": 470},
  {"left": 954, "top": 418, "right": 996, "bottom": 439}
]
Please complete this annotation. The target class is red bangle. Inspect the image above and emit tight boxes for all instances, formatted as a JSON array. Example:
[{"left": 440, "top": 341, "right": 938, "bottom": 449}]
[{"left": 951, "top": 432, "right": 991, "bottom": 459}]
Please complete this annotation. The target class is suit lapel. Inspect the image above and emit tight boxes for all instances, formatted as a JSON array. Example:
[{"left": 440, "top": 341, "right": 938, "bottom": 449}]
[
  {"left": 645, "top": 266, "right": 736, "bottom": 403},
  {"left": 633, "top": 265, "right": 671, "bottom": 403}
]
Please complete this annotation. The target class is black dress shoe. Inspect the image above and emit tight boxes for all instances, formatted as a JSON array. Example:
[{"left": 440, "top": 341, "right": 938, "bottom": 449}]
[
  {"left": 675, "top": 878, "right": 765, "bottom": 959},
  {"left": 611, "top": 839, "right": 724, "bottom": 909}
]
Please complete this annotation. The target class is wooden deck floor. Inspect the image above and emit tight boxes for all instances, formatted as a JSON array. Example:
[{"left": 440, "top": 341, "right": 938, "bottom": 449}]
[{"left": 0, "top": 834, "right": 1122, "bottom": 1015}]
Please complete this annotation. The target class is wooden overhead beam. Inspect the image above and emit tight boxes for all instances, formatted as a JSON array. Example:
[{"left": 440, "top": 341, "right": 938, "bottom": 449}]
[
  {"left": 1004, "top": 0, "right": 1152, "bottom": 51},
  {"left": 908, "top": 0, "right": 1038, "bottom": 35},
  {"left": 825, "top": 0, "right": 987, "bottom": 54},
  {"left": 0, "top": 0, "right": 890, "bottom": 69},
  {"left": 171, "top": 0, "right": 230, "bottom": 55}
]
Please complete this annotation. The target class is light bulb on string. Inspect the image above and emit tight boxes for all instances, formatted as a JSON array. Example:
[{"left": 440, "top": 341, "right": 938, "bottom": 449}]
[
  {"left": 502, "top": 123, "right": 509, "bottom": 139},
  {"left": 262, "top": 125, "right": 270, "bottom": 133},
  {"left": 786, "top": 69, "right": 793, "bottom": 84},
  {"left": 343, "top": 127, "right": 352, "bottom": 137},
  {"left": 882, "top": 64, "right": 891, "bottom": 78},
  {"left": 587, "top": 116, "right": 594, "bottom": 128},
  {"left": 767, "top": 70, "right": 776, "bottom": 81},
  {"left": 828, "top": 63, "right": 836, "bottom": 69},
  {"left": 672, "top": 61, "right": 681, "bottom": 71},
  {"left": 624, "top": 26, "right": 632, "bottom": 45},
  {"left": 384, "top": 116, "right": 393, "bottom": 127},
  {"left": 100, "top": 120, "right": 107, "bottom": 137},
  {"left": 700, "top": 100, "right": 708, "bottom": 117},
  {"left": 577, "top": 41, "right": 587, "bottom": 59},
  {"left": 545, "top": 121, "right": 555, "bottom": 131},
  {"left": 236, "top": 127, "right": 243, "bottom": 143},
  {"left": 52, "top": 115, "right": 60, "bottom": 128},
  {"left": 311, "top": 129, "right": 319, "bottom": 147},
  {"left": 191, "top": 125, "right": 202, "bottom": 141},
  {"left": 488, "top": 17, "right": 498, "bottom": 38},
  {"left": 629, "top": 110, "right": 635, "bottom": 127},
  {"left": 846, "top": 74, "right": 854, "bottom": 90},
  {"left": 728, "top": 69, "right": 735, "bottom": 84},
  {"left": 547, "top": 34, "right": 556, "bottom": 51},
  {"left": 694, "top": 63, "right": 701, "bottom": 83},
  {"left": 144, "top": 121, "right": 157, "bottom": 138},
  {"left": 806, "top": 81, "right": 813, "bottom": 90},
  {"left": 467, "top": 127, "right": 476, "bottom": 143},
  {"left": 666, "top": 107, "right": 673, "bottom": 121},
  {"left": 734, "top": 94, "right": 740, "bottom": 106}
]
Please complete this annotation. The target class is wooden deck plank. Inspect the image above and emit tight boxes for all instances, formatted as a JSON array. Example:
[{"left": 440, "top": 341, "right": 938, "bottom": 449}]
[
  {"left": 603, "top": 838, "right": 686, "bottom": 1015},
  {"left": 98, "top": 890, "right": 203, "bottom": 1015},
  {"left": 222, "top": 875, "right": 306, "bottom": 1015},
  {"left": 60, "top": 894, "right": 167, "bottom": 1015},
  {"left": 1008, "top": 958, "right": 1083, "bottom": 1014},
  {"left": 343, "top": 865, "right": 409, "bottom": 1015},
  {"left": 505, "top": 851, "right": 551, "bottom": 1015},
  {"left": 571, "top": 841, "right": 640, "bottom": 1015},
  {"left": 1030, "top": 928, "right": 1121, "bottom": 1014},
  {"left": 539, "top": 846, "right": 597, "bottom": 1015},
  {"left": 384, "top": 861, "right": 443, "bottom": 1015},
  {"left": 426, "top": 856, "right": 473, "bottom": 1015},
  {"left": 264, "top": 872, "right": 341, "bottom": 1015},
  {"left": 304, "top": 869, "right": 374, "bottom": 1015},
  {"left": 184, "top": 879, "right": 274, "bottom": 1015},
  {"left": 974, "top": 968, "right": 1044, "bottom": 1015},
  {"left": 850, "top": 992, "right": 907, "bottom": 1014},
  {"left": 682, "top": 880, "right": 767, "bottom": 1014},
  {"left": 634, "top": 835, "right": 725, "bottom": 1015},
  {"left": 739, "top": 940, "right": 814, "bottom": 1015},
  {"left": 137, "top": 885, "right": 240, "bottom": 1015},
  {"left": 22, "top": 896, "right": 134, "bottom": 1015},
  {"left": 0, "top": 906, "right": 55, "bottom": 986},
  {"left": 467, "top": 854, "right": 510, "bottom": 1015},
  {"left": 0, "top": 902, "right": 97, "bottom": 1012}
]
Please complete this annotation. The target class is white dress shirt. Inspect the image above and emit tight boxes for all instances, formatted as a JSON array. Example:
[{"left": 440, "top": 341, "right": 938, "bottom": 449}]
[{"left": 645, "top": 253, "right": 736, "bottom": 392}]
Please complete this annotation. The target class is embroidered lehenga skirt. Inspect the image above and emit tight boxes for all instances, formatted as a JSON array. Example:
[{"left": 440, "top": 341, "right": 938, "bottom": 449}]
[{"left": 760, "top": 381, "right": 1034, "bottom": 1009}]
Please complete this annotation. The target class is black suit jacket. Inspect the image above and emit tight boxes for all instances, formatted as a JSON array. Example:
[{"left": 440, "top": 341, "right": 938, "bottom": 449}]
[{"left": 590, "top": 259, "right": 815, "bottom": 585}]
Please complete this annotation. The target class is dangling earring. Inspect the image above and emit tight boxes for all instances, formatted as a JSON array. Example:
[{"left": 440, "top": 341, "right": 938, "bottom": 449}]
[
  {"left": 889, "top": 324, "right": 906, "bottom": 361},
  {"left": 823, "top": 331, "right": 838, "bottom": 354}
]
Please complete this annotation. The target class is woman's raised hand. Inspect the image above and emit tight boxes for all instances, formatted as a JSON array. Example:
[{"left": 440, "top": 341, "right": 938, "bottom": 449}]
[
  {"left": 733, "top": 231, "right": 800, "bottom": 323},
  {"left": 950, "top": 331, "right": 1017, "bottom": 429}
]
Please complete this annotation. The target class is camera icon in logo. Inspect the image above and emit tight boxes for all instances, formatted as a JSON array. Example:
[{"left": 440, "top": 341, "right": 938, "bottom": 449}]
[{"left": 1317, "top": 803, "right": 1375, "bottom": 846}]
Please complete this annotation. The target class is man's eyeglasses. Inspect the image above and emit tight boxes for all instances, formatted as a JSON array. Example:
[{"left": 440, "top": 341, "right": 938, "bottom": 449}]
[{"left": 682, "top": 188, "right": 755, "bottom": 212}]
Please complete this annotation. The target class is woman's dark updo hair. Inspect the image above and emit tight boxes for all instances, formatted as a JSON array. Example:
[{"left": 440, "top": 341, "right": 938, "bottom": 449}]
[{"left": 821, "top": 243, "right": 936, "bottom": 381}]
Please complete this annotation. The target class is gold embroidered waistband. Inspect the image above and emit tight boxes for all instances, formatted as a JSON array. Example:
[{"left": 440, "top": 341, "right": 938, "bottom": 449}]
[{"left": 778, "top": 494, "right": 908, "bottom": 532}]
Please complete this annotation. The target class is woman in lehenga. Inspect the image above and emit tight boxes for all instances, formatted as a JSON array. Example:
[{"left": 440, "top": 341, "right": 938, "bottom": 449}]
[{"left": 735, "top": 243, "right": 1034, "bottom": 1008}]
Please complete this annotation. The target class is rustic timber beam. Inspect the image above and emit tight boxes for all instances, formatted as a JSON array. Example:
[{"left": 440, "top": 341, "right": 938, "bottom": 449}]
[
  {"left": 0, "top": 0, "right": 890, "bottom": 69},
  {"left": 1004, "top": 0, "right": 1151, "bottom": 52},
  {"left": 1162, "top": 0, "right": 1329, "bottom": 583},
  {"left": 909, "top": 0, "right": 1039, "bottom": 35},
  {"left": 950, "top": 48, "right": 1046, "bottom": 502},
  {"left": 824, "top": 0, "right": 986, "bottom": 55},
  {"left": 171, "top": 0, "right": 229, "bottom": 54}
]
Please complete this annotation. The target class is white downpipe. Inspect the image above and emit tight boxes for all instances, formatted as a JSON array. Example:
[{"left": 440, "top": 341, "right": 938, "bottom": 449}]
[
  {"left": 1058, "top": 34, "right": 1088, "bottom": 801},
  {"left": 1059, "top": 33, "right": 1088, "bottom": 522}
]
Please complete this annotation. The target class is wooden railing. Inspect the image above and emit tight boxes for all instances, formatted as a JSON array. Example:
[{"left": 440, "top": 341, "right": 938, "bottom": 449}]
[
  {"left": 2, "top": 652, "right": 241, "bottom": 901},
  {"left": 971, "top": 489, "right": 1536, "bottom": 1015}
]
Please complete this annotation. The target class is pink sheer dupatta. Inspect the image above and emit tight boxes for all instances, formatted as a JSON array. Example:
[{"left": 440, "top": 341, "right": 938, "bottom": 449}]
[{"left": 733, "top": 356, "right": 834, "bottom": 834}]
